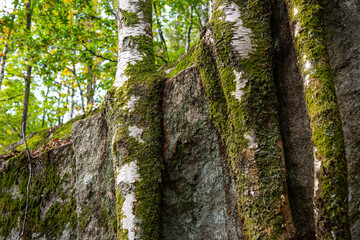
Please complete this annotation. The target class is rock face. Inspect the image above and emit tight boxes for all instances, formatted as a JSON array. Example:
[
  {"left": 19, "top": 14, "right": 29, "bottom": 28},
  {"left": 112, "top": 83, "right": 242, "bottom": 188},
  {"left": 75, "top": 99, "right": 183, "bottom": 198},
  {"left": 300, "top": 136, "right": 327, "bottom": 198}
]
[
  {"left": 0, "top": 141, "right": 77, "bottom": 240},
  {"left": 1, "top": 1, "right": 360, "bottom": 239},
  {"left": 72, "top": 115, "right": 117, "bottom": 239},
  {"left": 322, "top": 1, "right": 360, "bottom": 237},
  {"left": 162, "top": 67, "right": 243, "bottom": 240},
  {"left": 0, "top": 70, "right": 244, "bottom": 240},
  {"left": 0, "top": 115, "right": 117, "bottom": 240}
]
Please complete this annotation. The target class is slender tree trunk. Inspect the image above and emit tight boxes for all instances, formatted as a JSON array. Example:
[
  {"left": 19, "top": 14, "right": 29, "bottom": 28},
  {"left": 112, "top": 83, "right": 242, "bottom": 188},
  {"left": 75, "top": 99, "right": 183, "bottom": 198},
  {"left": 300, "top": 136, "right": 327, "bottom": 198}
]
[
  {"left": 76, "top": 79, "right": 85, "bottom": 113},
  {"left": 86, "top": 63, "right": 94, "bottom": 106},
  {"left": 153, "top": 1, "right": 169, "bottom": 61},
  {"left": 106, "top": 0, "right": 163, "bottom": 239},
  {"left": 186, "top": 6, "right": 193, "bottom": 52},
  {"left": 0, "top": 3, "right": 18, "bottom": 91},
  {"left": 41, "top": 85, "right": 50, "bottom": 128},
  {"left": 69, "top": 83, "right": 75, "bottom": 119},
  {"left": 21, "top": 0, "right": 32, "bottom": 136},
  {"left": 0, "top": 43, "right": 9, "bottom": 90},
  {"left": 57, "top": 92, "right": 62, "bottom": 126}
]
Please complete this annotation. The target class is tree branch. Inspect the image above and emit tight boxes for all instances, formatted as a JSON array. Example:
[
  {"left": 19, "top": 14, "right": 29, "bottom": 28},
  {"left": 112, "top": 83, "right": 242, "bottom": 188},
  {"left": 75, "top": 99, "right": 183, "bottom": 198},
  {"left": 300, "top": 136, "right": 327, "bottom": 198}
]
[
  {"left": 81, "top": 44, "right": 117, "bottom": 63},
  {"left": 155, "top": 54, "right": 168, "bottom": 64},
  {"left": 0, "top": 94, "right": 22, "bottom": 102}
]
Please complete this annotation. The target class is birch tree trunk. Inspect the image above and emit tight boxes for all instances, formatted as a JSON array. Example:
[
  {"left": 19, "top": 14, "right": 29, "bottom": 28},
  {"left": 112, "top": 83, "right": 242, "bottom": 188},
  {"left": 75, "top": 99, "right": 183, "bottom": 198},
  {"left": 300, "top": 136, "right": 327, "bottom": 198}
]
[
  {"left": 189, "top": 0, "right": 295, "bottom": 238},
  {"left": 105, "top": 0, "right": 163, "bottom": 239},
  {"left": 200, "top": 2, "right": 208, "bottom": 27},
  {"left": 285, "top": 1, "right": 350, "bottom": 238}
]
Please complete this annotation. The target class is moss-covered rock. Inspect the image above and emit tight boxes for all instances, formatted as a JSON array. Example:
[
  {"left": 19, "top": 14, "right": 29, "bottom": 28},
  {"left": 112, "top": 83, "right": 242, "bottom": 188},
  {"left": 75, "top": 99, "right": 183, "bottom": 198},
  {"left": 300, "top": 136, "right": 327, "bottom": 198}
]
[
  {"left": 0, "top": 113, "right": 116, "bottom": 240},
  {"left": 0, "top": 143, "right": 77, "bottom": 240}
]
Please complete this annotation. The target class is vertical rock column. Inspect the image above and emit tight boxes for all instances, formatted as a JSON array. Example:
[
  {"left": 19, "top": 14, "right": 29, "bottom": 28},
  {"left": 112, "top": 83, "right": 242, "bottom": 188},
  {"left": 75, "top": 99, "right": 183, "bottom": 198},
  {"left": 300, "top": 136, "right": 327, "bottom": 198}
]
[
  {"left": 195, "top": 0, "right": 294, "bottom": 238},
  {"left": 106, "top": 0, "right": 163, "bottom": 239},
  {"left": 322, "top": 1, "right": 360, "bottom": 237},
  {"left": 286, "top": 1, "right": 350, "bottom": 238}
]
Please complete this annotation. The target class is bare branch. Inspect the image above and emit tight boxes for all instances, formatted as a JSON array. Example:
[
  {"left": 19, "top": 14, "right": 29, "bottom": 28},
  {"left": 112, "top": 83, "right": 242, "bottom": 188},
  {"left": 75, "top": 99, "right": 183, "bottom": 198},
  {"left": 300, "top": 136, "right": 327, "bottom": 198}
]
[
  {"left": 81, "top": 44, "right": 117, "bottom": 63},
  {"left": 155, "top": 54, "right": 168, "bottom": 64},
  {"left": 0, "top": 94, "right": 22, "bottom": 102}
]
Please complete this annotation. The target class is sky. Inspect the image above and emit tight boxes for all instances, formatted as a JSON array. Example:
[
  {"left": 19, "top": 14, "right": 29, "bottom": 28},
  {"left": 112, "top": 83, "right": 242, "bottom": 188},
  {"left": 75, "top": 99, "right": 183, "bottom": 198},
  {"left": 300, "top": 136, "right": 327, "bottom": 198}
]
[{"left": 0, "top": 0, "right": 14, "bottom": 18}]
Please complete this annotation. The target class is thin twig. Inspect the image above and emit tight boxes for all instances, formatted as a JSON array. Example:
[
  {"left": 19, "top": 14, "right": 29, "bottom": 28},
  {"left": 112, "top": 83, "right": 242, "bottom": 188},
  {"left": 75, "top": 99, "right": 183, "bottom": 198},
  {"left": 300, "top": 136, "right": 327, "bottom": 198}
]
[
  {"left": 81, "top": 44, "right": 117, "bottom": 63},
  {"left": 17, "top": 123, "right": 32, "bottom": 240},
  {"left": 155, "top": 54, "right": 168, "bottom": 64},
  {"left": 0, "top": 94, "right": 22, "bottom": 102}
]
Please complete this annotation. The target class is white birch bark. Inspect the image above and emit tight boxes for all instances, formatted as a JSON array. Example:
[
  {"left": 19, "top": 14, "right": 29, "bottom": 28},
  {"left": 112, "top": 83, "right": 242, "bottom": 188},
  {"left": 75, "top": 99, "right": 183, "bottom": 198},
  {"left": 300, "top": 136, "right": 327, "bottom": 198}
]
[
  {"left": 200, "top": 3, "right": 209, "bottom": 27},
  {"left": 114, "top": 0, "right": 153, "bottom": 87},
  {"left": 202, "top": 0, "right": 295, "bottom": 237},
  {"left": 112, "top": 1, "right": 158, "bottom": 239}
]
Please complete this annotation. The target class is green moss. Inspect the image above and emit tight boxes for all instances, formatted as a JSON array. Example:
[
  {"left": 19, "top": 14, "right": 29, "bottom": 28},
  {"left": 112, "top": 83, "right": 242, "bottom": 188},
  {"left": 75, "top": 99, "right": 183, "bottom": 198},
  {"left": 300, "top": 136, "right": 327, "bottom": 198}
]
[
  {"left": 14, "top": 128, "right": 49, "bottom": 152},
  {"left": 166, "top": 44, "right": 196, "bottom": 79},
  {"left": 51, "top": 122, "right": 72, "bottom": 140},
  {"left": 120, "top": 9, "right": 140, "bottom": 27},
  {"left": 0, "top": 149, "right": 76, "bottom": 239},
  {"left": 115, "top": 189, "right": 128, "bottom": 240},
  {"left": 191, "top": 0, "right": 292, "bottom": 238},
  {"left": 2, "top": 106, "right": 103, "bottom": 156},
  {"left": 27, "top": 129, "right": 48, "bottom": 149},
  {"left": 287, "top": 0, "right": 350, "bottom": 238}
]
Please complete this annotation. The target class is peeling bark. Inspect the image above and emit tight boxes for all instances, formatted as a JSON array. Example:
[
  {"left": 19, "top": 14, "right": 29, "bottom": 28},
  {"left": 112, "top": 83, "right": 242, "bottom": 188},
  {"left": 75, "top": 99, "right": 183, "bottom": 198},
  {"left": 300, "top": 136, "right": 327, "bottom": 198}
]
[{"left": 107, "top": 0, "right": 163, "bottom": 239}]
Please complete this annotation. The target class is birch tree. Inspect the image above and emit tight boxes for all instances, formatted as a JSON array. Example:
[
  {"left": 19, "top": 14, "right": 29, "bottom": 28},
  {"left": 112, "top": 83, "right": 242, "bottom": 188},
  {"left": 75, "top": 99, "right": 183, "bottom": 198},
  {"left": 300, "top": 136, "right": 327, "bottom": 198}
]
[
  {"left": 105, "top": 0, "right": 163, "bottom": 239},
  {"left": 193, "top": 0, "right": 295, "bottom": 238}
]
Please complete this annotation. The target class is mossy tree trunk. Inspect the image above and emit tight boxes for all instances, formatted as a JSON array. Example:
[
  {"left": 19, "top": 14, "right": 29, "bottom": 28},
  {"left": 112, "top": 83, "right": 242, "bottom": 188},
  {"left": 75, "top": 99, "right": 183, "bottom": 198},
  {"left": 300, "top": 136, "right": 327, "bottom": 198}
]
[
  {"left": 105, "top": 0, "right": 163, "bottom": 239},
  {"left": 286, "top": 1, "right": 350, "bottom": 238},
  {"left": 194, "top": 0, "right": 295, "bottom": 238}
]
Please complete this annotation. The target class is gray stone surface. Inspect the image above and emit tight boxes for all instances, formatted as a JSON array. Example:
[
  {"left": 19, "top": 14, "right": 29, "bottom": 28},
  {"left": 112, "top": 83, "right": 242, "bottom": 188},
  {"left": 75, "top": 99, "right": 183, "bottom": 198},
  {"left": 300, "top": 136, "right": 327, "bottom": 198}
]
[
  {"left": 162, "top": 66, "right": 243, "bottom": 240},
  {"left": 322, "top": 1, "right": 360, "bottom": 238},
  {"left": 72, "top": 114, "right": 117, "bottom": 240}
]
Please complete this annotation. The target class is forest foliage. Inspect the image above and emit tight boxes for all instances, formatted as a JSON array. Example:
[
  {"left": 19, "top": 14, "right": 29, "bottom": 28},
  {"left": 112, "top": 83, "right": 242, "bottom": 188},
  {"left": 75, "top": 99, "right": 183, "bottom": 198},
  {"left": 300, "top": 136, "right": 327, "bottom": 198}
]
[{"left": 0, "top": 0, "right": 209, "bottom": 150}]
